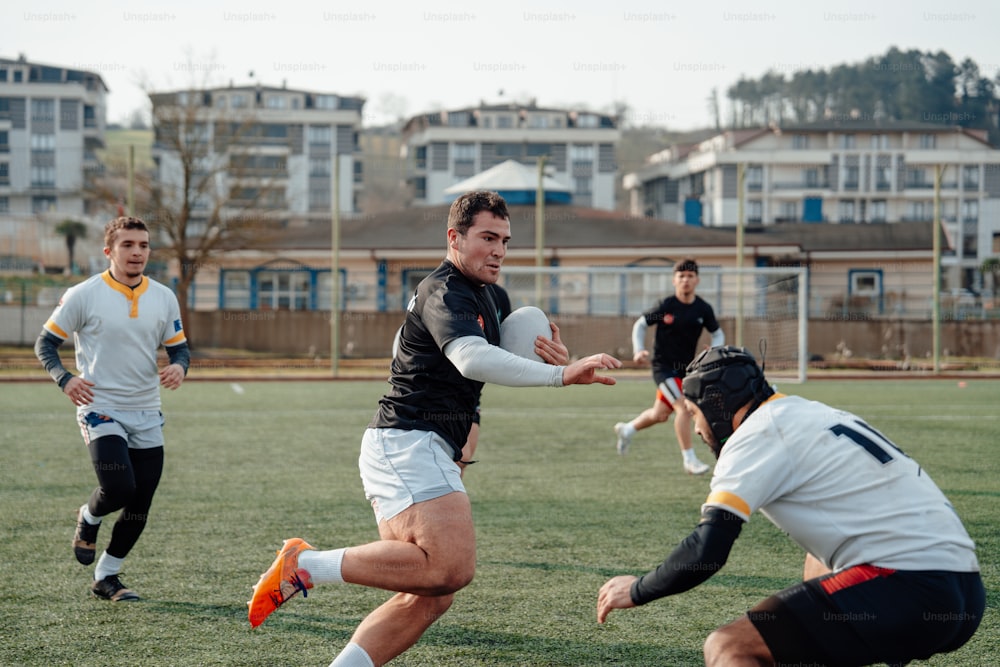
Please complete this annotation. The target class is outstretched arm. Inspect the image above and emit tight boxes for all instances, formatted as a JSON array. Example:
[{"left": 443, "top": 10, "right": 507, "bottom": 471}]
[{"left": 597, "top": 507, "right": 743, "bottom": 623}]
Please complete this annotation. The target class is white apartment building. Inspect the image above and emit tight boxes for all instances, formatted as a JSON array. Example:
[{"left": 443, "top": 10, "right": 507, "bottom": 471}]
[
  {"left": 624, "top": 120, "right": 1000, "bottom": 291},
  {"left": 401, "top": 101, "right": 620, "bottom": 210},
  {"left": 150, "top": 84, "right": 365, "bottom": 233},
  {"left": 0, "top": 56, "right": 107, "bottom": 218}
]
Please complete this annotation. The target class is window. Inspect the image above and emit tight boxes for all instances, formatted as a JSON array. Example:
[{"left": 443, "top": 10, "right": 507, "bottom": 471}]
[
  {"left": 870, "top": 134, "right": 889, "bottom": 149},
  {"left": 308, "top": 125, "right": 332, "bottom": 144},
  {"left": 215, "top": 95, "right": 227, "bottom": 109},
  {"left": 875, "top": 166, "right": 891, "bottom": 190},
  {"left": 496, "top": 115, "right": 514, "bottom": 129},
  {"left": 309, "top": 157, "right": 330, "bottom": 176},
  {"left": 570, "top": 144, "right": 594, "bottom": 161},
  {"left": 792, "top": 134, "right": 809, "bottom": 150},
  {"left": 0, "top": 162, "right": 8, "bottom": 184},
  {"left": 574, "top": 177, "right": 592, "bottom": 195},
  {"left": 315, "top": 95, "right": 339, "bottom": 110},
  {"left": 870, "top": 200, "right": 887, "bottom": 223},
  {"left": 0, "top": 196, "right": 8, "bottom": 212},
  {"left": 804, "top": 168, "right": 820, "bottom": 187},
  {"left": 745, "top": 165, "right": 763, "bottom": 190},
  {"left": 777, "top": 201, "right": 797, "bottom": 222},
  {"left": 231, "top": 94, "right": 247, "bottom": 109},
  {"left": 963, "top": 165, "right": 979, "bottom": 190},
  {"left": 908, "top": 201, "right": 928, "bottom": 220},
  {"left": 849, "top": 269, "right": 882, "bottom": 297},
  {"left": 961, "top": 200, "right": 978, "bottom": 222},
  {"left": 31, "top": 132, "right": 56, "bottom": 150},
  {"left": 31, "top": 99, "right": 55, "bottom": 121},
  {"left": 838, "top": 200, "right": 855, "bottom": 223},
  {"left": 266, "top": 95, "right": 286, "bottom": 109},
  {"left": 918, "top": 134, "right": 936, "bottom": 149},
  {"left": 838, "top": 134, "right": 856, "bottom": 149},
  {"left": 843, "top": 166, "right": 859, "bottom": 190},
  {"left": 32, "top": 195, "right": 56, "bottom": 212},
  {"left": 0, "top": 130, "right": 8, "bottom": 151},
  {"left": 576, "top": 114, "right": 599, "bottom": 128},
  {"left": 453, "top": 143, "right": 475, "bottom": 160},
  {"left": 747, "top": 200, "right": 762, "bottom": 223},
  {"left": 31, "top": 165, "right": 55, "bottom": 186},
  {"left": 528, "top": 115, "right": 549, "bottom": 129}
]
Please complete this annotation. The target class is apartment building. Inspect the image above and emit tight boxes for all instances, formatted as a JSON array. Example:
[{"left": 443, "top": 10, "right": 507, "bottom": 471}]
[
  {"left": 624, "top": 120, "right": 1000, "bottom": 290},
  {"left": 401, "top": 101, "right": 620, "bottom": 210},
  {"left": 150, "top": 84, "right": 365, "bottom": 233},
  {"left": 0, "top": 55, "right": 107, "bottom": 219}
]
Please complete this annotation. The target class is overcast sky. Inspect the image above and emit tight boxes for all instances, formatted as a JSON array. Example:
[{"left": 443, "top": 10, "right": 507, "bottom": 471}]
[{"left": 3, "top": 0, "right": 998, "bottom": 129}]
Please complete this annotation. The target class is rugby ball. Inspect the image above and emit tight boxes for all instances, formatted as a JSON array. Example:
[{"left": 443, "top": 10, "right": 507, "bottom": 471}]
[{"left": 500, "top": 306, "right": 551, "bottom": 362}]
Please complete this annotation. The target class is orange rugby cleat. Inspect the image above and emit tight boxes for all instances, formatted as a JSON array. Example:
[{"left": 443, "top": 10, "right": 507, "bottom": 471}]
[{"left": 248, "top": 538, "right": 315, "bottom": 628}]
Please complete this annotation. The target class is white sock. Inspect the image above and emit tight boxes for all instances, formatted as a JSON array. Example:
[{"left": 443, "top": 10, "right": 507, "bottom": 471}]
[
  {"left": 80, "top": 504, "right": 101, "bottom": 525},
  {"left": 622, "top": 422, "right": 637, "bottom": 437},
  {"left": 330, "top": 642, "right": 374, "bottom": 667},
  {"left": 682, "top": 448, "right": 699, "bottom": 463},
  {"left": 94, "top": 552, "right": 125, "bottom": 581},
  {"left": 298, "top": 548, "right": 347, "bottom": 584}
]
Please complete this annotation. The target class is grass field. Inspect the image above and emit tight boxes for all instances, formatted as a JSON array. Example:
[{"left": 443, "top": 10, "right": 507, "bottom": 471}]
[{"left": 1, "top": 377, "right": 996, "bottom": 666}]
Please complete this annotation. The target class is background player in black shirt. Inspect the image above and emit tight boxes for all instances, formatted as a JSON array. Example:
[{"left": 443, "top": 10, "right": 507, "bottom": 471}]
[
  {"left": 248, "top": 191, "right": 621, "bottom": 666},
  {"left": 613, "top": 258, "right": 723, "bottom": 474}
]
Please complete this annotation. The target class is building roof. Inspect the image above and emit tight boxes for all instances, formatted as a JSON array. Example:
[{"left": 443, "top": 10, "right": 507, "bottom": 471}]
[
  {"left": 443, "top": 160, "right": 571, "bottom": 196},
  {"left": 0, "top": 54, "right": 108, "bottom": 92},
  {"left": 243, "top": 207, "right": 934, "bottom": 256}
]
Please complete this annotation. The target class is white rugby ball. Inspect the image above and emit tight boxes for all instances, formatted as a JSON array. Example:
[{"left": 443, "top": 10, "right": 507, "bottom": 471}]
[{"left": 500, "top": 306, "right": 551, "bottom": 362}]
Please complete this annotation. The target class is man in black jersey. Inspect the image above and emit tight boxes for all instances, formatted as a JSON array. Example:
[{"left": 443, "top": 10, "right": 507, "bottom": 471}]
[
  {"left": 248, "top": 191, "right": 622, "bottom": 666},
  {"left": 613, "top": 257, "right": 723, "bottom": 474}
]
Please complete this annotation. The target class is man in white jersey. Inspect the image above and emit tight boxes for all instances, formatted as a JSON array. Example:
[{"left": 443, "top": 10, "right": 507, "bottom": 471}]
[
  {"left": 35, "top": 216, "right": 189, "bottom": 602},
  {"left": 247, "top": 191, "right": 622, "bottom": 667},
  {"left": 597, "top": 346, "right": 984, "bottom": 666}
]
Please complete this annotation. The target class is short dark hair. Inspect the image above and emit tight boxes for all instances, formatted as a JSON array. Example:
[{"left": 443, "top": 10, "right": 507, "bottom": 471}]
[
  {"left": 674, "top": 257, "right": 699, "bottom": 274},
  {"left": 447, "top": 191, "right": 509, "bottom": 235},
  {"left": 105, "top": 216, "right": 149, "bottom": 248}
]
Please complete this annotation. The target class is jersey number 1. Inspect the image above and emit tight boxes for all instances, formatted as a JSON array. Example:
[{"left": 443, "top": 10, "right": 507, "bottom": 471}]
[{"left": 829, "top": 420, "right": 906, "bottom": 464}]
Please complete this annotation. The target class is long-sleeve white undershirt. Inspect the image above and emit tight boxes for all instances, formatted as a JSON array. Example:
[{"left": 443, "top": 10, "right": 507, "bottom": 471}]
[{"left": 443, "top": 336, "right": 564, "bottom": 387}]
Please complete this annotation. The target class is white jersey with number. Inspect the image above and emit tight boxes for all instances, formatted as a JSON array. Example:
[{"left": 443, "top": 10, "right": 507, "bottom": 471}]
[
  {"left": 43, "top": 270, "right": 186, "bottom": 411},
  {"left": 703, "top": 394, "right": 979, "bottom": 573}
]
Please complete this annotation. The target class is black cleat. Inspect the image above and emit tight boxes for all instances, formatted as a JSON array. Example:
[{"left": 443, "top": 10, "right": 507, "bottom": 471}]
[
  {"left": 91, "top": 574, "right": 140, "bottom": 601},
  {"left": 73, "top": 507, "right": 99, "bottom": 565}
]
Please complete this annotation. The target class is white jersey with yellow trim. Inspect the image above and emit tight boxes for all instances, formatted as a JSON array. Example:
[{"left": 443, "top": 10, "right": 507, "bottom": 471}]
[
  {"left": 703, "top": 394, "right": 979, "bottom": 573},
  {"left": 43, "top": 270, "right": 186, "bottom": 411}
]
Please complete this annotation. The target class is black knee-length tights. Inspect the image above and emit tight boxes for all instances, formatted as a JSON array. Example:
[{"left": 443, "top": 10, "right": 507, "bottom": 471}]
[{"left": 86, "top": 436, "right": 164, "bottom": 560}]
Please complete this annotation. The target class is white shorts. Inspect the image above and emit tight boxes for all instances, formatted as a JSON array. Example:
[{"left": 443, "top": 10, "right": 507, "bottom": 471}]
[
  {"left": 359, "top": 428, "right": 466, "bottom": 523},
  {"left": 77, "top": 408, "right": 165, "bottom": 449}
]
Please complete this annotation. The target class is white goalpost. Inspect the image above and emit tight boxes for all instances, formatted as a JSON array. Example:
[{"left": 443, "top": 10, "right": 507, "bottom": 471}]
[{"left": 500, "top": 265, "right": 809, "bottom": 382}]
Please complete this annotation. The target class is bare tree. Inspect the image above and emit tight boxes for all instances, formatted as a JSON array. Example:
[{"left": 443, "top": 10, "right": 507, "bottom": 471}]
[{"left": 143, "top": 89, "right": 282, "bottom": 342}]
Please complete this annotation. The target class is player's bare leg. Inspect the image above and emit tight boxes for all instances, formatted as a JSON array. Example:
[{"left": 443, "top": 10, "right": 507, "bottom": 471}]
[
  {"left": 340, "top": 491, "right": 476, "bottom": 665},
  {"left": 615, "top": 399, "right": 671, "bottom": 454},
  {"left": 703, "top": 616, "right": 774, "bottom": 666},
  {"left": 673, "top": 400, "right": 710, "bottom": 474}
]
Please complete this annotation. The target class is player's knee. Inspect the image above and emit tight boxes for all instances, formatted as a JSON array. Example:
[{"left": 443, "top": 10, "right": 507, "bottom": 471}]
[
  {"left": 432, "top": 561, "right": 474, "bottom": 594},
  {"left": 703, "top": 626, "right": 735, "bottom": 667}
]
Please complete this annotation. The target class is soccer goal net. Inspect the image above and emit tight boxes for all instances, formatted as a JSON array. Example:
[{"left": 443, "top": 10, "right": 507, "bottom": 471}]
[{"left": 499, "top": 265, "right": 808, "bottom": 382}]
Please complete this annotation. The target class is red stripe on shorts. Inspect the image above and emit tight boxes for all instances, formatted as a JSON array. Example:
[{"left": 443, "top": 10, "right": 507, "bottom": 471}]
[{"left": 820, "top": 564, "right": 896, "bottom": 595}]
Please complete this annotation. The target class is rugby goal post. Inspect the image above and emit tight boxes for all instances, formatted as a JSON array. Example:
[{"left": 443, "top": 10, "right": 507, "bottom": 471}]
[{"left": 499, "top": 265, "right": 808, "bottom": 383}]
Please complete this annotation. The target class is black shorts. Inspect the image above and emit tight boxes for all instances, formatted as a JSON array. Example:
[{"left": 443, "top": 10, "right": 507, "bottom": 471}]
[{"left": 748, "top": 565, "right": 985, "bottom": 667}]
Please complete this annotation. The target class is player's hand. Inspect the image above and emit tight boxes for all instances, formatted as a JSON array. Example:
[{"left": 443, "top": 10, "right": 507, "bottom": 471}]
[
  {"left": 597, "top": 575, "right": 638, "bottom": 624},
  {"left": 159, "top": 363, "right": 186, "bottom": 390},
  {"left": 633, "top": 350, "right": 650, "bottom": 365},
  {"left": 536, "top": 322, "right": 570, "bottom": 365},
  {"left": 63, "top": 376, "right": 95, "bottom": 407},
  {"left": 562, "top": 353, "right": 621, "bottom": 386}
]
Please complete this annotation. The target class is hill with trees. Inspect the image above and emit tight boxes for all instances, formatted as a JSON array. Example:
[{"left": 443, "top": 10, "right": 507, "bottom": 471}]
[{"left": 725, "top": 47, "right": 999, "bottom": 144}]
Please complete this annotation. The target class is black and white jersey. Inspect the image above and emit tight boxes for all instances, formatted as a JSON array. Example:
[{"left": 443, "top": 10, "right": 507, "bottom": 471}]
[
  {"left": 370, "top": 260, "right": 511, "bottom": 458},
  {"left": 643, "top": 296, "right": 720, "bottom": 376}
]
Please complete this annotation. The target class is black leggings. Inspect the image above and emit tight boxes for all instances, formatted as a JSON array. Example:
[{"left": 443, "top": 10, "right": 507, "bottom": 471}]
[{"left": 87, "top": 436, "right": 164, "bottom": 559}]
